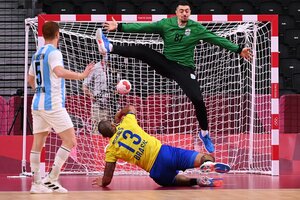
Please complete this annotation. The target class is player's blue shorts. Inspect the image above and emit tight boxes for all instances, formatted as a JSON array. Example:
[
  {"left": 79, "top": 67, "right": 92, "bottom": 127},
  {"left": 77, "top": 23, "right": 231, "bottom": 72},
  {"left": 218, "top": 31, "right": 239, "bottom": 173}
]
[{"left": 149, "top": 144, "right": 198, "bottom": 186}]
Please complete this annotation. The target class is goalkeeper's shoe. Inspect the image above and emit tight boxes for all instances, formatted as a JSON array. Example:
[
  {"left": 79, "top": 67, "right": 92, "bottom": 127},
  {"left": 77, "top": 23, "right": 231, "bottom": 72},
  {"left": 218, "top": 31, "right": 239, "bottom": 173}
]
[
  {"left": 96, "top": 28, "right": 111, "bottom": 54},
  {"left": 197, "top": 176, "right": 224, "bottom": 187},
  {"left": 42, "top": 176, "right": 68, "bottom": 193},
  {"left": 30, "top": 182, "right": 53, "bottom": 194},
  {"left": 199, "top": 130, "right": 215, "bottom": 153},
  {"left": 200, "top": 161, "right": 231, "bottom": 174}
]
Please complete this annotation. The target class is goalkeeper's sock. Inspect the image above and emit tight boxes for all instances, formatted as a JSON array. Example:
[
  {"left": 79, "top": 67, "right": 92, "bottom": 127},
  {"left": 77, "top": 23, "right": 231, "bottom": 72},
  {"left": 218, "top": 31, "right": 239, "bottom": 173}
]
[
  {"left": 109, "top": 43, "right": 113, "bottom": 52},
  {"left": 201, "top": 130, "right": 208, "bottom": 137},
  {"left": 49, "top": 146, "right": 71, "bottom": 181},
  {"left": 30, "top": 151, "right": 41, "bottom": 184}
]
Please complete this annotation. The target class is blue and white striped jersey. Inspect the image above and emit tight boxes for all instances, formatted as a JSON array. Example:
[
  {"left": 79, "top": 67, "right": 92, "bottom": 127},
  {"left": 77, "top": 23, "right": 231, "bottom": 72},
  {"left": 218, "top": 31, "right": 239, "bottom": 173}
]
[{"left": 29, "top": 44, "right": 65, "bottom": 111}]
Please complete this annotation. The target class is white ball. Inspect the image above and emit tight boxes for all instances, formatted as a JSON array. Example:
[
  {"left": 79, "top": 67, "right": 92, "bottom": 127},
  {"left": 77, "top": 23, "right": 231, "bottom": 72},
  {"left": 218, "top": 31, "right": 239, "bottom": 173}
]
[{"left": 116, "top": 79, "right": 131, "bottom": 95}]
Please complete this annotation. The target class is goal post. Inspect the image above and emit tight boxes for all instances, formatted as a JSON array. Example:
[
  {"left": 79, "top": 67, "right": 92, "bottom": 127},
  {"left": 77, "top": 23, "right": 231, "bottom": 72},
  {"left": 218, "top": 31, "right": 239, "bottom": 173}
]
[{"left": 23, "top": 14, "right": 279, "bottom": 176}]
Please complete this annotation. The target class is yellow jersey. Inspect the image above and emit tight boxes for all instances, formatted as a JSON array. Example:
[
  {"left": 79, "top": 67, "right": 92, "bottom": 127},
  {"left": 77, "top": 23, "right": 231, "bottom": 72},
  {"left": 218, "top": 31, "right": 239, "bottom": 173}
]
[{"left": 105, "top": 114, "right": 162, "bottom": 172}]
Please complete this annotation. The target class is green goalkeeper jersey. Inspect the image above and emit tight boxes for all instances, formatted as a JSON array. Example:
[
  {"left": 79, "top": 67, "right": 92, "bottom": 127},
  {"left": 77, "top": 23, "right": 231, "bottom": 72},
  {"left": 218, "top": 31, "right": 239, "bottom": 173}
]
[{"left": 120, "top": 17, "right": 241, "bottom": 69}]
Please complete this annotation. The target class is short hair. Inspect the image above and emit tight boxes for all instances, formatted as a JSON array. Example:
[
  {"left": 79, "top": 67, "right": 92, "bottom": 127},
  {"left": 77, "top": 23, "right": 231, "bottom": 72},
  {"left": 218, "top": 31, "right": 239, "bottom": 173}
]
[
  {"left": 98, "top": 120, "right": 115, "bottom": 138},
  {"left": 42, "top": 21, "right": 59, "bottom": 40},
  {"left": 176, "top": 0, "right": 191, "bottom": 8}
]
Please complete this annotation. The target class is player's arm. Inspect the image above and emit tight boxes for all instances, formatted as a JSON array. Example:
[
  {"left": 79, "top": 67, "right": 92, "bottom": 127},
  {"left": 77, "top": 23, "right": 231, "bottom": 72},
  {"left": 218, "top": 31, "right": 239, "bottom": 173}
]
[
  {"left": 28, "top": 64, "right": 35, "bottom": 90},
  {"left": 92, "top": 162, "right": 116, "bottom": 187},
  {"left": 114, "top": 105, "right": 137, "bottom": 123},
  {"left": 28, "top": 74, "right": 35, "bottom": 90},
  {"left": 53, "top": 63, "right": 94, "bottom": 80},
  {"left": 50, "top": 51, "right": 95, "bottom": 80},
  {"left": 104, "top": 17, "right": 163, "bottom": 34},
  {"left": 198, "top": 25, "right": 252, "bottom": 60}
]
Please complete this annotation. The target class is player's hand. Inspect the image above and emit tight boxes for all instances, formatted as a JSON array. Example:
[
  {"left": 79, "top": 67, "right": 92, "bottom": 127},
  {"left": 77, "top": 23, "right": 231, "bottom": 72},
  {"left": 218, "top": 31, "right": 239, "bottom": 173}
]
[
  {"left": 103, "top": 17, "right": 118, "bottom": 31},
  {"left": 240, "top": 47, "right": 252, "bottom": 61},
  {"left": 92, "top": 177, "right": 103, "bottom": 187},
  {"left": 81, "top": 61, "right": 95, "bottom": 79},
  {"left": 114, "top": 109, "right": 123, "bottom": 123}
]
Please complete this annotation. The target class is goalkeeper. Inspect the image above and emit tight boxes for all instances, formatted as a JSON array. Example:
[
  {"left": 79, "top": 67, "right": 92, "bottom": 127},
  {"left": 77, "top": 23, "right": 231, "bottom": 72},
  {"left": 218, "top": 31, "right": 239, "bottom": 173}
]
[
  {"left": 96, "top": 0, "right": 252, "bottom": 153},
  {"left": 93, "top": 105, "right": 230, "bottom": 188}
]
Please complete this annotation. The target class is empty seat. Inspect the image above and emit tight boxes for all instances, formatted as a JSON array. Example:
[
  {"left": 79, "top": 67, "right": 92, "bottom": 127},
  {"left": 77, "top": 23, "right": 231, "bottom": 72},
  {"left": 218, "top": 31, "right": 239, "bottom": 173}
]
[
  {"left": 115, "top": 1, "right": 136, "bottom": 14},
  {"left": 198, "top": 2, "right": 225, "bottom": 14},
  {"left": 229, "top": 1, "right": 255, "bottom": 14},
  {"left": 80, "top": 1, "right": 107, "bottom": 14},
  {"left": 297, "top": 45, "right": 300, "bottom": 59},
  {"left": 292, "top": 73, "right": 300, "bottom": 93},
  {"left": 284, "top": 29, "right": 300, "bottom": 48},
  {"left": 280, "top": 59, "right": 300, "bottom": 90},
  {"left": 280, "top": 43, "right": 291, "bottom": 59},
  {"left": 279, "top": 15, "right": 296, "bottom": 36},
  {"left": 49, "top": 1, "right": 75, "bottom": 14},
  {"left": 288, "top": 1, "right": 300, "bottom": 21},
  {"left": 139, "top": 2, "right": 166, "bottom": 14},
  {"left": 259, "top": 1, "right": 283, "bottom": 14}
]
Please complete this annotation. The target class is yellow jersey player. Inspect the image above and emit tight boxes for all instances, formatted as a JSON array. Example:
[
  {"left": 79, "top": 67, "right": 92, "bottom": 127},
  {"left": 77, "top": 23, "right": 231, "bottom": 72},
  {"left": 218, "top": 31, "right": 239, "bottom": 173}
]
[{"left": 92, "top": 105, "right": 230, "bottom": 187}]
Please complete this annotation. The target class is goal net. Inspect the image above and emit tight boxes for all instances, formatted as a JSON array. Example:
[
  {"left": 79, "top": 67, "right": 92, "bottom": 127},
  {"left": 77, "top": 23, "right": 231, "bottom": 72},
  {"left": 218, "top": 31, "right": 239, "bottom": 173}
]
[{"left": 24, "top": 15, "right": 278, "bottom": 175}]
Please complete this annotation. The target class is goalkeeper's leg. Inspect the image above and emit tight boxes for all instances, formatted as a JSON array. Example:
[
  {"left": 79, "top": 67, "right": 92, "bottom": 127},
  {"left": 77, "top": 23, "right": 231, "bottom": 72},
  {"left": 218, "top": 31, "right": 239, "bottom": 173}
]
[
  {"left": 111, "top": 45, "right": 174, "bottom": 78},
  {"left": 173, "top": 68, "right": 215, "bottom": 153}
]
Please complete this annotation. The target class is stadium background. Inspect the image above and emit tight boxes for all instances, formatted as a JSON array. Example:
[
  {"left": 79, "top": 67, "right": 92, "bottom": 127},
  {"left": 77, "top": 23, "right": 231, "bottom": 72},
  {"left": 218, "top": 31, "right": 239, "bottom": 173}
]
[{"left": 0, "top": 0, "right": 299, "bottom": 176}]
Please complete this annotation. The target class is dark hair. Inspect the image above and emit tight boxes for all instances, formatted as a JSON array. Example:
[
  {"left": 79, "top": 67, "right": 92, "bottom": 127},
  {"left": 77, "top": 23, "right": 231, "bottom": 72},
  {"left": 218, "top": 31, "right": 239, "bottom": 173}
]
[
  {"left": 98, "top": 120, "right": 115, "bottom": 138},
  {"left": 42, "top": 21, "right": 59, "bottom": 40},
  {"left": 176, "top": 0, "right": 191, "bottom": 8}
]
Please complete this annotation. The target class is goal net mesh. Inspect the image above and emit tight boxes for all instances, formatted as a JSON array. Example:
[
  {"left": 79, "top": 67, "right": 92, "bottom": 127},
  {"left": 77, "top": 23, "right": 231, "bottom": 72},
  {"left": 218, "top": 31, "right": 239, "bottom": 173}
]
[{"left": 26, "top": 17, "right": 271, "bottom": 175}]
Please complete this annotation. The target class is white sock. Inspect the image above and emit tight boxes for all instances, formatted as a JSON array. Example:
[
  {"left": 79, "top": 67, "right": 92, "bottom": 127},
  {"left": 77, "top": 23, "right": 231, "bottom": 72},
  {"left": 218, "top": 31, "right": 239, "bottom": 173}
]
[
  {"left": 109, "top": 43, "right": 113, "bottom": 52},
  {"left": 49, "top": 146, "right": 71, "bottom": 181},
  {"left": 30, "top": 151, "right": 41, "bottom": 184},
  {"left": 201, "top": 130, "right": 209, "bottom": 137}
]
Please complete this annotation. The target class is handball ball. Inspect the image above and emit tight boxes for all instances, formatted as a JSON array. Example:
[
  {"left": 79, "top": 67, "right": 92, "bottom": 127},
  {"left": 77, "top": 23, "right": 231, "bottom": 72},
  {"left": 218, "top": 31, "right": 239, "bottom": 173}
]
[{"left": 116, "top": 79, "right": 131, "bottom": 95}]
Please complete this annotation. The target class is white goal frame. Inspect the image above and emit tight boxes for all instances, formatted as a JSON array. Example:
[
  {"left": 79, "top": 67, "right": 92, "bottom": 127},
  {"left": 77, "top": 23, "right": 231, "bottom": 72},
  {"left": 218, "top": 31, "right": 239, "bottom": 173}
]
[{"left": 22, "top": 14, "right": 279, "bottom": 176}]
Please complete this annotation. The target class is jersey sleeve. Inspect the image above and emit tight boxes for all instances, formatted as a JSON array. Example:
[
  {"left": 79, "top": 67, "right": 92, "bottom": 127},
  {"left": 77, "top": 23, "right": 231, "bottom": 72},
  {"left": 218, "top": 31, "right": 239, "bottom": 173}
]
[
  {"left": 121, "top": 113, "right": 138, "bottom": 125},
  {"left": 105, "top": 145, "right": 117, "bottom": 163},
  {"left": 48, "top": 50, "right": 64, "bottom": 70},
  {"left": 197, "top": 23, "right": 240, "bottom": 53},
  {"left": 28, "top": 54, "right": 35, "bottom": 76},
  {"left": 28, "top": 64, "right": 34, "bottom": 76},
  {"left": 120, "top": 20, "right": 164, "bottom": 34}
]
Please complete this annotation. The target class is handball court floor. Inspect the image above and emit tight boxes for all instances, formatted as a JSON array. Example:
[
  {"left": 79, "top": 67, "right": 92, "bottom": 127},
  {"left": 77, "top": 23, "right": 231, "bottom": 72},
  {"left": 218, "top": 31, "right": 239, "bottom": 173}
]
[{"left": 0, "top": 174, "right": 300, "bottom": 200}]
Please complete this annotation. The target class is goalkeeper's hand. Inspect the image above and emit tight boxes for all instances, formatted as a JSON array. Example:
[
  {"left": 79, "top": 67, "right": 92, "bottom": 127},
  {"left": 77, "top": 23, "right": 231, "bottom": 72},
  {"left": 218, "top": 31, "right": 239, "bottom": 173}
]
[
  {"left": 240, "top": 47, "right": 252, "bottom": 61},
  {"left": 104, "top": 17, "right": 118, "bottom": 31}
]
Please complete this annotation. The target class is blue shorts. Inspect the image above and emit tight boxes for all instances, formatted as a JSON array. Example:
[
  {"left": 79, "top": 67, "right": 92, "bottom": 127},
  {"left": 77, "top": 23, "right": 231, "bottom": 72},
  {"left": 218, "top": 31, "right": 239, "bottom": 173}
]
[{"left": 149, "top": 144, "right": 198, "bottom": 186}]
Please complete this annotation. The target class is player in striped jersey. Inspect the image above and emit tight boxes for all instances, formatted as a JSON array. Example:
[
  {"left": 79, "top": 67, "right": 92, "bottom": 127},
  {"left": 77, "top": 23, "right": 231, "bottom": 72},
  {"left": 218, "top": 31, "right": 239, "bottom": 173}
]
[{"left": 28, "top": 21, "right": 94, "bottom": 193}]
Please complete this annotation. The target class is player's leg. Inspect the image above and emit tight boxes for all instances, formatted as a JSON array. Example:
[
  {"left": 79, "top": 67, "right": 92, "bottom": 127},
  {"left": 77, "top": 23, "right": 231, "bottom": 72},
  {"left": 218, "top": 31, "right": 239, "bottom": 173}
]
[
  {"left": 95, "top": 29, "right": 176, "bottom": 79},
  {"left": 173, "top": 149, "right": 227, "bottom": 186},
  {"left": 41, "top": 109, "right": 76, "bottom": 193},
  {"left": 30, "top": 111, "right": 53, "bottom": 194},
  {"left": 174, "top": 174, "right": 224, "bottom": 187},
  {"left": 171, "top": 66, "right": 215, "bottom": 153},
  {"left": 111, "top": 45, "right": 175, "bottom": 79}
]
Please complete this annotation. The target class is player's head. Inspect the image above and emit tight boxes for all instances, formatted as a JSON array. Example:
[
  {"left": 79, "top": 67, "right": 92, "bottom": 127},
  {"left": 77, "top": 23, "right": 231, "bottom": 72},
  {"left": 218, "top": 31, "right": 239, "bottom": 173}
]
[
  {"left": 42, "top": 21, "right": 60, "bottom": 42},
  {"left": 176, "top": 0, "right": 191, "bottom": 23},
  {"left": 98, "top": 120, "right": 116, "bottom": 138}
]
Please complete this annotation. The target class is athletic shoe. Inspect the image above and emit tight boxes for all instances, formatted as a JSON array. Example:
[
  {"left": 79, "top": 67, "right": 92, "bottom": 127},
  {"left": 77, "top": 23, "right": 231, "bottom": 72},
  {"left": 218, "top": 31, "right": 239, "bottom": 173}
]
[
  {"left": 30, "top": 182, "right": 53, "bottom": 194},
  {"left": 200, "top": 161, "right": 231, "bottom": 174},
  {"left": 95, "top": 28, "right": 111, "bottom": 54},
  {"left": 197, "top": 176, "right": 223, "bottom": 187},
  {"left": 42, "top": 176, "right": 68, "bottom": 193},
  {"left": 199, "top": 130, "right": 215, "bottom": 153}
]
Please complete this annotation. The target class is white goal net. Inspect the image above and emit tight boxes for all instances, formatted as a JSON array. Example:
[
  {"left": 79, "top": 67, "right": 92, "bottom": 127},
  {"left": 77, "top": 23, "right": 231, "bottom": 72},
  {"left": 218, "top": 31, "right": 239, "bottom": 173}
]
[{"left": 25, "top": 15, "right": 275, "bottom": 175}]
